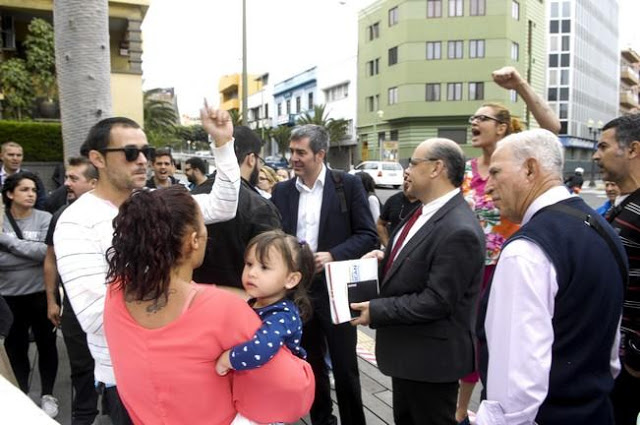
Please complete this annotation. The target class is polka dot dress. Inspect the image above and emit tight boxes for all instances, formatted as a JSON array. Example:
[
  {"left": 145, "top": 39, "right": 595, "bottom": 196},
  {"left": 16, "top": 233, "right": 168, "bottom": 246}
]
[{"left": 230, "top": 299, "right": 306, "bottom": 371}]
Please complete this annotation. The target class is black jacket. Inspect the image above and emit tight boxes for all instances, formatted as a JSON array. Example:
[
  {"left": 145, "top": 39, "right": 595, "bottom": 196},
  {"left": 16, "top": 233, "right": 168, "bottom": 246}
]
[{"left": 192, "top": 178, "right": 282, "bottom": 288}]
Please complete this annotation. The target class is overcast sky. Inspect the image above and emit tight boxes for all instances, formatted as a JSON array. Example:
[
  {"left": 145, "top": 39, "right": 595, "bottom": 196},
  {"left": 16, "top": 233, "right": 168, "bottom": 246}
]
[{"left": 141, "top": 0, "right": 640, "bottom": 117}]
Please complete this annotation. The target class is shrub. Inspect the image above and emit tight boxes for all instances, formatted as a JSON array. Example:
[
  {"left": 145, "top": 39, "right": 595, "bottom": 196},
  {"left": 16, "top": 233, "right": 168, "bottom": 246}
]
[{"left": 0, "top": 121, "right": 63, "bottom": 161}]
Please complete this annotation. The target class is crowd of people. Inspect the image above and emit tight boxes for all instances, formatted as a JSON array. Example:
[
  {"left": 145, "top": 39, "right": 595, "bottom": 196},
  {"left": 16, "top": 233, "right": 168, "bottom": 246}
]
[{"left": 0, "top": 66, "right": 638, "bottom": 425}]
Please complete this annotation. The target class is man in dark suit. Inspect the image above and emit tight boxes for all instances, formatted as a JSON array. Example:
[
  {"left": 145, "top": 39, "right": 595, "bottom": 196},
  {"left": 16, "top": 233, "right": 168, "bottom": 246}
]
[
  {"left": 352, "top": 138, "right": 485, "bottom": 425},
  {"left": 271, "top": 124, "right": 378, "bottom": 425}
]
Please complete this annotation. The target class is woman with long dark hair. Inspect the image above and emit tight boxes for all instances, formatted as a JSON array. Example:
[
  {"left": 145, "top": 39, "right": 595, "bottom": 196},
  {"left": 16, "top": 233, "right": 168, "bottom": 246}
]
[
  {"left": 103, "top": 185, "right": 314, "bottom": 425},
  {"left": 0, "top": 171, "right": 59, "bottom": 417}
]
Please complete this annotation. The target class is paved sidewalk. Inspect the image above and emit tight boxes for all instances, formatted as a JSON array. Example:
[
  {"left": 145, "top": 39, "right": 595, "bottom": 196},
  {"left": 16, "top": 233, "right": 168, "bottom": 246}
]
[{"left": 27, "top": 329, "right": 480, "bottom": 424}]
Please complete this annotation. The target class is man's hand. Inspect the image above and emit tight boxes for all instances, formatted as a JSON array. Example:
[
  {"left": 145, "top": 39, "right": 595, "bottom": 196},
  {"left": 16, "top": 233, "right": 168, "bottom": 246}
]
[
  {"left": 200, "top": 100, "right": 233, "bottom": 147},
  {"left": 47, "top": 301, "right": 61, "bottom": 328},
  {"left": 492, "top": 66, "right": 525, "bottom": 91},
  {"left": 350, "top": 301, "right": 371, "bottom": 326},
  {"left": 362, "top": 249, "right": 385, "bottom": 262},
  {"left": 314, "top": 252, "right": 334, "bottom": 273}
]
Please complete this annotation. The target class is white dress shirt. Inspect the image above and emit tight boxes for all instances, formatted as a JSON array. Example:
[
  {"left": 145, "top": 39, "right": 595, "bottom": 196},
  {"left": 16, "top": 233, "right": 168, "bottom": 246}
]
[
  {"left": 476, "top": 186, "right": 621, "bottom": 425},
  {"left": 54, "top": 140, "right": 240, "bottom": 385},
  {"left": 390, "top": 188, "right": 460, "bottom": 262},
  {"left": 295, "top": 164, "right": 327, "bottom": 253}
]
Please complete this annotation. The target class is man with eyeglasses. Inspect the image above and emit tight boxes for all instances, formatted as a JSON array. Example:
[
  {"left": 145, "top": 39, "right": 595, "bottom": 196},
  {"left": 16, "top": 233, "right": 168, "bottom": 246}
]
[
  {"left": 351, "top": 138, "right": 485, "bottom": 425},
  {"left": 192, "top": 125, "right": 281, "bottom": 292},
  {"left": 53, "top": 108, "right": 240, "bottom": 424}
]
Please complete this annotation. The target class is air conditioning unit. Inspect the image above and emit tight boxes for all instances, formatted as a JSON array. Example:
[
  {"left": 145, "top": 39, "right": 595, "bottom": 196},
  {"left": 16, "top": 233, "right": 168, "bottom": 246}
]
[{"left": 1, "top": 15, "right": 16, "bottom": 51}]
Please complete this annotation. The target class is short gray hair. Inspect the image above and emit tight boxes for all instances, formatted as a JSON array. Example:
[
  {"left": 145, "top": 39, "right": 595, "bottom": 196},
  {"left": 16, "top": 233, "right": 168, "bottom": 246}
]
[
  {"left": 498, "top": 129, "right": 564, "bottom": 178},
  {"left": 290, "top": 124, "right": 329, "bottom": 155}
]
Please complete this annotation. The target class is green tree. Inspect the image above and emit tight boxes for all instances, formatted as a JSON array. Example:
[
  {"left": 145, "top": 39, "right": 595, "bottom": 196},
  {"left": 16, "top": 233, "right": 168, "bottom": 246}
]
[
  {"left": 0, "top": 59, "right": 35, "bottom": 120},
  {"left": 24, "top": 18, "right": 56, "bottom": 100},
  {"left": 270, "top": 125, "right": 291, "bottom": 156},
  {"left": 228, "top": 109, "right": 243, "bottom": 127},
  {"left": 296, "top": 104, "right": 349, "bottom": 146},
  {"left": 143, "top": 90, "right": 178, "bottom": 146}
]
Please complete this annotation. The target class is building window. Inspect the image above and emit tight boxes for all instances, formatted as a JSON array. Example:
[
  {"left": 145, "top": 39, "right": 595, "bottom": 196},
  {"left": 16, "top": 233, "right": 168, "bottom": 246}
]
[
  {"left": 469, "top": 82, "right": 484, "bottom": 100},
  {"left": 447, "top": 83, "right": 462, "bottom": 101},
  {"left": 286, "top": 99, "right": 291, "bottom": 114},
  {"left": 388, "top": 6, "right": 398, "bottom": 26},
  {"left": 368, "top": 22, "right": 380, "bottom": 40},
  {"left": 561, "top": 20, "right": 571, "bottom": 33},
  {"left": 390, "top": 130, "right": 399, "bottom": 141},
  {"left": 549, "top": 54, "right": 558, "bottom": 68},
  {"left": 426, "top": 83, "right": 441, "bottom": 101},
  {"left": 448, "top": 40, "right": 463, "bottom": 59},
  {"left": 550, "top": 20, "right": 559, "bottom": 33},
  {"left": 448, "top": 0, "right": 463, "bottom": 17},
  {"left": 367, "top": 58, "right": 380, "bottom": 76},
  {"left": 561, "top": 35, "right": 570, "bottom": 51},
  {"left": 560, "top": 53, "right": 570, "bottom": 67},
  {"left": 308, "top": 92, "right": 314, "bottom": 109},
  {"left": 325, "top": 83, "right": 349, "bottom": 102},
  {"left": 388, "top": 87, "right": 398, "bottom": 105},
  {"left": 548, "top": 88, "right": 557, "bottom": 101},
  {"left": 510, "top": 89, "right": 518, "bottom": 102},
  {"left": 264, "top": 103, "right": 269, "bottom": 118},
  {"left": 469, "top": 40, "right": 485, "bottom": 58},
  {"left": 511, "top": 42, "right": 519, "bottom": 61},
  {"left": 295, "top": 96, "right": 301, "bottom": 113},
  {"left": 277, "top": 102, "right": 282, "bottom": 116},
  {"left": 470, "top": 0, "right": 485, "bottom": 16},
  {"left": 388, "top": 46, "right": 398, "bottom": 66},
  {"left": 366, "top": 95, "right": 380, "bottom": 112},
  {"left": 427, "top": 0, "right": 442, "bottom": 17},
  {"left": 426, "top": 41, "right": 442, "bottom": 60},
  {"left": 512, "top": 0, "right": 520, "bottom": 20}
]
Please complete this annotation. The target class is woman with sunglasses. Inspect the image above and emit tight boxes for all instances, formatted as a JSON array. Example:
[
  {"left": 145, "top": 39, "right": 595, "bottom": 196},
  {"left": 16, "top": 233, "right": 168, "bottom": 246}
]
[
  {"left": 456, "top": 66, "right": 560, "bottom": 425},
  {"left": 103, "top": 186, "right": 313, "bottom": 425},
  {"left": 0, "top": 172, "right": 60, "bottom": 418}
]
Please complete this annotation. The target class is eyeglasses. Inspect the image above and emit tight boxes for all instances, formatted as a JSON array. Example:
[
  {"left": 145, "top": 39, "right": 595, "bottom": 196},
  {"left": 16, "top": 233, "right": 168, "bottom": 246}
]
[
  {"left": 99, "top": 146, "right": 156, "bottom": 162},
  {"left": 468, "top": 114, "right": 504, "bottom": 124},
  {"left": 408, "top": 157, "right": 439, "bottom": 167}
]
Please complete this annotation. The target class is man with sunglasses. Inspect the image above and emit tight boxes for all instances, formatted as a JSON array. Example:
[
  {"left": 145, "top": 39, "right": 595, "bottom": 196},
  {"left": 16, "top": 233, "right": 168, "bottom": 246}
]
[{"left": 53, "top": 108, "right": 240, "bottom": 425}]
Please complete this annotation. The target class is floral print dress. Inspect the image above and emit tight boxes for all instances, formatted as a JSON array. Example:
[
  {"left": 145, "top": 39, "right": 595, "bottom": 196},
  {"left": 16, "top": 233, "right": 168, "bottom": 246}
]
[{"left": 461, "top": 158, "right": 519, "bottom": 266}]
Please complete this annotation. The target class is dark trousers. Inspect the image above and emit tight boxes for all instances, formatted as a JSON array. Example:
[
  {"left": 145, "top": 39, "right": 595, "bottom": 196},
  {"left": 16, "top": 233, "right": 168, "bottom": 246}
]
[
  {"left": 391, "top": 377, "right": 457, "bottom": 425},
  {"left": 61, "top": 295, "right": 99, "bottom": 425},
  {"left": 302, "top": 277, "right": 366, "bottom": 425},
  {"left": 99, "top": 384, "right": 133, "bottom": 425},
  {"left": 3, "top": 291, "right": 58, "bottom": 395},
  {"left": 611, "top": 366, "right": 640, "bottom": 425}
]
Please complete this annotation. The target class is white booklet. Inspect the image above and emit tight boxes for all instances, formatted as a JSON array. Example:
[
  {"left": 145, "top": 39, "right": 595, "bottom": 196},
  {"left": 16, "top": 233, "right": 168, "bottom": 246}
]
[{"left": 324, "top": 257, "right": 380, "bottom": 324}]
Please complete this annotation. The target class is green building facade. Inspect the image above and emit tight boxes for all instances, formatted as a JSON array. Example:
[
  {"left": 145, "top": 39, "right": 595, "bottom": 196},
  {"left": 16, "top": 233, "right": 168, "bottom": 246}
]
[{"left": 356, "top": 0, "right": 547, "bottom": 163}]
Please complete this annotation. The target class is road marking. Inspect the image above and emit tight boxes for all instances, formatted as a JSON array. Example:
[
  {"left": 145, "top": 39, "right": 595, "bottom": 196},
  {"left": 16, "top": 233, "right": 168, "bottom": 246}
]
[{"left": 356, "top": 330, "right": 378, "bottom": 367}]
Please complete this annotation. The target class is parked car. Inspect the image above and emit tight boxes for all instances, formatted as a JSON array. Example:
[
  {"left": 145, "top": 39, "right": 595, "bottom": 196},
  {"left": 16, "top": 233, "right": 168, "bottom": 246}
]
[
  {"left": 264, "top": 155, "right": 289, "bottom": 170},
  {"left": 348, "top": 161, "right": 404, "bottom": 188}
]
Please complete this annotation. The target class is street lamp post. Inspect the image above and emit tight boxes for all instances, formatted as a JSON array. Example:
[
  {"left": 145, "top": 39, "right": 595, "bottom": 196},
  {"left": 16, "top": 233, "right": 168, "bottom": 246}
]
[
  {"left": 587, "top": 119, "right": 603, "bottom": 188},
  {"left": 376, "top": 109, "right": 384, "bottom": 160}
]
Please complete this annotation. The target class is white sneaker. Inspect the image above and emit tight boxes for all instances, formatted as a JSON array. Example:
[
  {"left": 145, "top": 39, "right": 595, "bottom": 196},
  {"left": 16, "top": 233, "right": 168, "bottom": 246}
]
[{"left": 41, "top": 394, "right": 59, "bottom": 418}]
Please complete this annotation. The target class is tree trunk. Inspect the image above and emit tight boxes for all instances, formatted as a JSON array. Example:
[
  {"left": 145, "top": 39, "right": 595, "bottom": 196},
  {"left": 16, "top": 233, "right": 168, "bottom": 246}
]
[{"left": 54, "top": 0, "right": 112, "bottom": 160}]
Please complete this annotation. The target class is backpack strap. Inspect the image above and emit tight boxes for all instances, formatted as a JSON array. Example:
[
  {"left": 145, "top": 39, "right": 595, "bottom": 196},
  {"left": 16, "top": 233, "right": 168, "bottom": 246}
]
[
  {"left": 330, "top": 169, "right": 348, "bottom": 214},
  {"left": 536, "top": 202, "right": 628, "bottom": 286},
  {"left": 5, "top": 211, "right": 23, "bottom": 240}
]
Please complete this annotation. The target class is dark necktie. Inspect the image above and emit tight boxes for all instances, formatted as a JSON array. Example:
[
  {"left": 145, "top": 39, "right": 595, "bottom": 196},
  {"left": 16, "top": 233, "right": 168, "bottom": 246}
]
[{"left": 383, "top": 206, "right": 422, "bottom": 276}]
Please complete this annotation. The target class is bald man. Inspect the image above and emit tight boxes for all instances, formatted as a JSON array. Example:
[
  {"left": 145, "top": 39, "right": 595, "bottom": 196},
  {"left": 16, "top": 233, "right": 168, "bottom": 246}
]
[{"left": 352, "top": 139, "right": 485, "bottom": 425}]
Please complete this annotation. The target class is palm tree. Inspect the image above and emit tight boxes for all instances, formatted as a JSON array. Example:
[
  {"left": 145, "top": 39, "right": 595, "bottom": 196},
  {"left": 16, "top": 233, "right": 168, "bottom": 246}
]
[
  {"left": 54, "top": 0, "right": 112, "bottom": 160},
  {"left": 228, "top": 109, "right": 243, "bottom": 127},
  {"left": 143, "top": 90, "right": 178, "bottom": 131},
  {"left": 296, "top": 104, "right": 349, "bottom": 146},
  {"left": 270, "top": 126, "right": 292, "bottom": 157}
]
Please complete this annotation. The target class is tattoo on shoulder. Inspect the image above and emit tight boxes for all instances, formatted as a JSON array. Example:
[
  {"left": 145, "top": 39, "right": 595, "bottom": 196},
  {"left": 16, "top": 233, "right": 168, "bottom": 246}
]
[{"left": 125, "top": 288, "right": 177, "bottom": 314}]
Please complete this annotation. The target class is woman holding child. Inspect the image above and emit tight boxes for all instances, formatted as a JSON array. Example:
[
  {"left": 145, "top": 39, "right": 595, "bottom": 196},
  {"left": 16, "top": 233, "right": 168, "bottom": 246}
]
[{"left": 103, "top": 185, "right": 314, "bottom": 425}]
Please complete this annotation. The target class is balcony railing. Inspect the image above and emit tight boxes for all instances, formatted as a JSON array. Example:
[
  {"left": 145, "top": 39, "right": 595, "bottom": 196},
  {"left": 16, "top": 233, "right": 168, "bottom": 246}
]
[
  {"left": 621, "top": 66, "right": 639, "bottom": 86},
  {"left": 620, "top": 90, "right": 639, "bottom": 108}
]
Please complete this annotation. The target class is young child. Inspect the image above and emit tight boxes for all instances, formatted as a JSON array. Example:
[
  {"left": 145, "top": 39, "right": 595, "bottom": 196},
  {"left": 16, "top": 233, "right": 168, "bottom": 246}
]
[{"left": 216, "top": 230, "right": 314, "bottom": 423}]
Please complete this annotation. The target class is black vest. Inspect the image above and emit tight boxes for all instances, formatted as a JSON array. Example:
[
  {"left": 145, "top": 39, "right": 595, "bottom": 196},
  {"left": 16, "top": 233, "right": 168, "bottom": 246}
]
[{"left": 477, "top": 197, "right": 625, "bottom": 424}]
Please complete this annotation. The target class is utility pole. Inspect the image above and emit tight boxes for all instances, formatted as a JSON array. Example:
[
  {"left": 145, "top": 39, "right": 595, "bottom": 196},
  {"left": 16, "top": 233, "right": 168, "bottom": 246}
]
[{"left": 241, "top": 0, "right": 248, "bottom": 126}]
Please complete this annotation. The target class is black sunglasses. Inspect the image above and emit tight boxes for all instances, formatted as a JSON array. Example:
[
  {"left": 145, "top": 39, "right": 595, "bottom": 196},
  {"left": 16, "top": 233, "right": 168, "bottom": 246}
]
[
  {"left": 99, "top": 146, "right": 156, "bottom": 162},
  {"left": 468, "top": 114, "right": 504, "bottom": 124}
]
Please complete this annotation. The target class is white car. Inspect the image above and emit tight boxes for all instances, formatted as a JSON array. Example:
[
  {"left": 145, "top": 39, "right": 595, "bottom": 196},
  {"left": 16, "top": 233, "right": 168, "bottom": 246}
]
[{"left": 349, "top": 161, "right": 404, "bottom": 188}]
